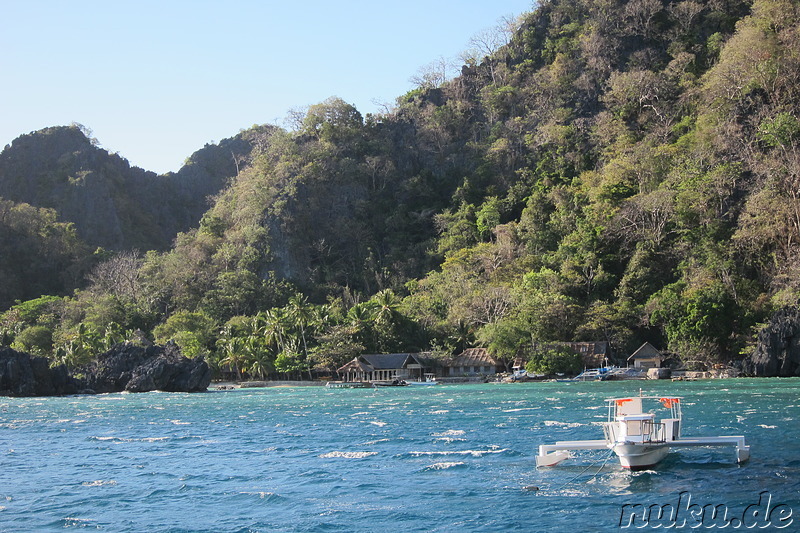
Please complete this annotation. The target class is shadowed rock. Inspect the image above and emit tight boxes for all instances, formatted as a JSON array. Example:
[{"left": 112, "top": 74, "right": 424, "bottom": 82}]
[
  {"left": 0, "top": 347, "right": 78, "bottom": 396},
  {"left": 83, "top": 341, "right": 212, "bottom": 393},
  {"left": 0, "top": 341, "right": 211, "bottom": 396},
  {"left": 743, "top": 306, "right": 800, "bottom": 377}
]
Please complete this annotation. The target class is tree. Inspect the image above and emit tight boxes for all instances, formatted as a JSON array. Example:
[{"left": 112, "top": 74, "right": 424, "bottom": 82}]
[
  {"left": 525, "top": 346, "right": 583, "bottom": 375},
  {"left": 310, "top": 324, "right": 364, "bottom": 374},
  {"left": 302, "top": 97, "right": 363, "bottom": 146},
  {"left": 86, "top": 251, "right": 144, "bottom": 303},
  {"left": 410, "top": 57, "right": 453, "bottom": 89},
  {"left": 153, "top": 311, "right": 217, "bottom": 359},
  {"left": 11, "top": 325, "right": 53, "bottom": 357},
  {"left": 647, "top": 278, "right": 742, "bottom": 365},
  {"left": 476, "top": 197, "right": 502, "bottom": 241}
]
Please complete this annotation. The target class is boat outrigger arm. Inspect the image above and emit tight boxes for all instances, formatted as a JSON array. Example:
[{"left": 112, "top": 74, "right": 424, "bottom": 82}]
[{"left": 535, "top": 396, "right": 750, "bottom": 470}]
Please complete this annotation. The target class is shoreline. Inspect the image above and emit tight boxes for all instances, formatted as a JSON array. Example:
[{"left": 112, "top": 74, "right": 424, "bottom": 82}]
[{"left": 210, "top": 370, "right": 760, "bottom": 391}]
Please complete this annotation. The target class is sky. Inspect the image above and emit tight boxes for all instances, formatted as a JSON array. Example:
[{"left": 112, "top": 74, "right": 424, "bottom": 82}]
[{"left": 1, "top": 1, "right": 535, "bottom": 174}]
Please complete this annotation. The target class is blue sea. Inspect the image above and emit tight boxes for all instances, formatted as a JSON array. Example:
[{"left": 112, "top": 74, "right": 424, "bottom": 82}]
[{"left": 1, "top": 379, "right": 798, "bottom": 532}]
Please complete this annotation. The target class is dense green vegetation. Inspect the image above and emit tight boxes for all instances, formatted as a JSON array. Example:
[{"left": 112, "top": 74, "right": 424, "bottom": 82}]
[{"left": 2, "top": 0, "right": 799, "bottom": 378}]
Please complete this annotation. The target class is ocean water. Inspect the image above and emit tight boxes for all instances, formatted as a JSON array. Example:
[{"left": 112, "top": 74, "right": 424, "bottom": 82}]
[{"left": 1, "top": 379, "right": 798, "bottom": 532}]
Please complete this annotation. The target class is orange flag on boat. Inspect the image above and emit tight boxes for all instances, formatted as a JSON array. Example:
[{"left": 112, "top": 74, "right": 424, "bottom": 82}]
[{"left": 660, "top": 397, "right": 679, "bottom": 408}]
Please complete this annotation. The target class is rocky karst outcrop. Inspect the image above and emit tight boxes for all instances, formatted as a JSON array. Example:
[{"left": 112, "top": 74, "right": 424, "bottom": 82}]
[
  {"left": 0, "top": 125, "right": 252, "bottom": 251},
  {"left": 82, "top": 341, "right": 212, "bottom": 393},
  {"left": 0, "top": 347, "right": 78, "bottom": 396},
  {"left": 0, "top": 341, "right": 212, "bottom": 396},
  {"left": 742, "top": 306, "right": 800, "bottom": 377}
]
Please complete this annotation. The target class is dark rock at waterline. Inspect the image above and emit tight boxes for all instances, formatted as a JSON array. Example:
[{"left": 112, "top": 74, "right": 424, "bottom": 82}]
[
  {"left": 0, "top": 341, "right": 212, "bottom": 396},
  {"left": 742, "top": 306, "right": 800, "bottom": 377},
  {"left": 0, "top": 346, "right": 79, "bottom": 396},
  {"left": 82, "top": 341, "right": 212, "bottom": 393}
]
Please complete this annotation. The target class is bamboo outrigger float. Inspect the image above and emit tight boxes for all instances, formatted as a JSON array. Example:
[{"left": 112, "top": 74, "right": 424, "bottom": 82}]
[{"left": 536, "top": 394, "right": 750, "bottom": 470}]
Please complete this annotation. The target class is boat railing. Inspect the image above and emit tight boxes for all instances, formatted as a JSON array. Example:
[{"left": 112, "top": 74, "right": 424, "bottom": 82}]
[
  {"left": 642, "top": 420, "right": 666, "bottom": 443},
  {"left": 602, "top": 420, "right": 666, "bottom": 444},
  {"left": 602, "top": 421, "right": 618, "bottom": 445}
]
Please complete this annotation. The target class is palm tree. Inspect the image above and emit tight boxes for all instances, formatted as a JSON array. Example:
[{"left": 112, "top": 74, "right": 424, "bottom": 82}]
[
  {"left": 247, "top": 343, "right": 274, "bottom": 380},
  {"left": 347, "top": 303, "right": 376, "bottom": 351},
  {"left": 259, "top": 309, "right": 287, "bottom": 357},
  {"left": 370, "top": 289, "right": 404, "bottom": 352},
  {"left": 286, "top": 294, "right": 316, "bottom": 379},
  {"left": 101, "top": 322, "right": 125, "bottom": 351},
  {"left": 449, "top": 320, "right": 475, "bottom": 354},
  {"left": 218, "top": 336, "right": 246, "bottom": 380},
  {"left": 373, "top": 289, "right": 401, "bottom": 325}
]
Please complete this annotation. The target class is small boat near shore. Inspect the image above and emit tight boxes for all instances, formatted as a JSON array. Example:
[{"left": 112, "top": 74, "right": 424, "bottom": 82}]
[
  {"left": 555, "top": 366, "right": 644, "bottom": 382},
  {"left": 325, "top": 381, "right": 374, "bottom": 389},
  {"left": 536, "top": 393, "right": 749, "bottom": 470},
  {"left": 406, "top": 373, "right": 439, "bottom": 386},
  {"left": 373, "top": 379, "right": 408, "bottom": 387}
]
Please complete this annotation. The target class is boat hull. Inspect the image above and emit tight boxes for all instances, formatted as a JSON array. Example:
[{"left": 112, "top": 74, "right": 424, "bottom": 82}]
[{"left": 613, "top": 443, "right": 670, "bottom": 470}]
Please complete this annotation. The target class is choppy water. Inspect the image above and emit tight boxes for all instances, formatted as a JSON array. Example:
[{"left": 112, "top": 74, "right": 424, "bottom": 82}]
[{"left": 1, "top": 379, "right": 798, "bottom": 532}]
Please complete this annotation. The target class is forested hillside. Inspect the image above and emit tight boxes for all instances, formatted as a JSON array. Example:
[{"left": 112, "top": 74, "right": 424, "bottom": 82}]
[
  {"left": 0, "top": 124, "right": 251, "bottom": 252},
  {"left": 2, "top": 0, "right": 799, "bottom": 378}
]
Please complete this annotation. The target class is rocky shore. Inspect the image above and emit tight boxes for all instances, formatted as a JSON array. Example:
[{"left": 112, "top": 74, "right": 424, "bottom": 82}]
[
  {"left": 0, "top": 346, "right": 76, "bottom": 396},
  {"left": 0, "top": 341, "right": 211, "bottom": 397}
]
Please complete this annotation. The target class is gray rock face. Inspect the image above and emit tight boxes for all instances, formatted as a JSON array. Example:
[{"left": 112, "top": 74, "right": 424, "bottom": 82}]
[
  {"left": 0, "top": 347, "right": 78, "bottom": 396},
  {"left": 83, "top": 341, "right": 212, "bottom": 393},
  {"left": 0, "top": 341, "right": 212, "bottom": 396},
  {"left": 743, "top": 306, "right": 800, "bottom": 377}
]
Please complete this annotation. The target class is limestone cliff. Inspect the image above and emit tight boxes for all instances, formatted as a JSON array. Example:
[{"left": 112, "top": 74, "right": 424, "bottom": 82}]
[
  {"left": 0, "top": 125, "right": 249, "bottom": 251},
  {"left": 742, "top": 307, "right": 800, "bottom": 377}
]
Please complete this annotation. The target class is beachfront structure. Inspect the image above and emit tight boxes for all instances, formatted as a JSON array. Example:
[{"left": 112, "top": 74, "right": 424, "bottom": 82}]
[
  {"left": 446, "top": 348, "right": 501, "bottom": 376},
  {"left": 627, "top": 342, "right": 663, "bottom": 369},
  {"left": 336, "top": 353, "right": 437, "bottom": 382},
  {"left": 564, "top": 341, "right": 610, "bottom": 367}
]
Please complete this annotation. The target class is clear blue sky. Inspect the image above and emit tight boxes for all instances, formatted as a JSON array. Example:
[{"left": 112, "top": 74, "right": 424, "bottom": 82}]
[{"left": 1, "top": 1, "right": 534, "bottom": 174}]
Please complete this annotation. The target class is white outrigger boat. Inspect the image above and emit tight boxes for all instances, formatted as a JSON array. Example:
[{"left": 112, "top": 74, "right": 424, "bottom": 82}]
[
  {"left": 406, "top": 373, "right": 439, "bottom": 386},
  {"left": 536, "top": 394, "right": 750, "bottom": 470}
]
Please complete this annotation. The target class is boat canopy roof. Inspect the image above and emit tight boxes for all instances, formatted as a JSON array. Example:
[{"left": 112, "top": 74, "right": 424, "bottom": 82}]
[
  {"left": 605, "top": 396, "right": 683, "bottom": 418},
  {"left": 605, "top": 396, "right": 682, "bottom": 402}
]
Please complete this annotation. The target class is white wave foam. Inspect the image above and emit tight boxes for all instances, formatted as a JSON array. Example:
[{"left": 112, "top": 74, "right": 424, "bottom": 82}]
[
  {"left": 368, "top": 421, "right": 387, "bottom": 427},
  {"left": 362, "top": 438, "right": 391, "bottom": 445},
  {"left": 239, "top": 491, "right": 281, "bottom": 499},
  {"left": 319, "top": 451, "right": 378, "bottom": 459},
  {"left": 432, "top": 430, "right": 465, "bottom": 437},
  {"left": 423, "top": 462, "right": 465, "bottom": 470},
  {"left": 81, "top": 480, "right": 117, "bottom": 487},
  {"left": 758, "top": 424, "right": 777, "bottom": 429},
  {"left": 543, "top": 421, "right": 583, "bottom": 428},
  {"left": 429, "top": 410, "right": 449, "bottom": 414},
  {"left": 409, "top": 448, "right": 508, "bottom": 457}
]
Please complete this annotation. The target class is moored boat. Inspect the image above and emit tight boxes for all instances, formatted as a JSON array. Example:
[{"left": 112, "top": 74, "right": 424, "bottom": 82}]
[
  {"left": 406, "top": 373, "right": 439, "bottom": 386},
  {"left": 325, "top": 381, "right": 374, "bottom": 389},
  {"left": 373, "top": 379, "right": 408, "bottom": 387},
  {"left": 536, "top": 394, "right": 749, "bottom": 470}
]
